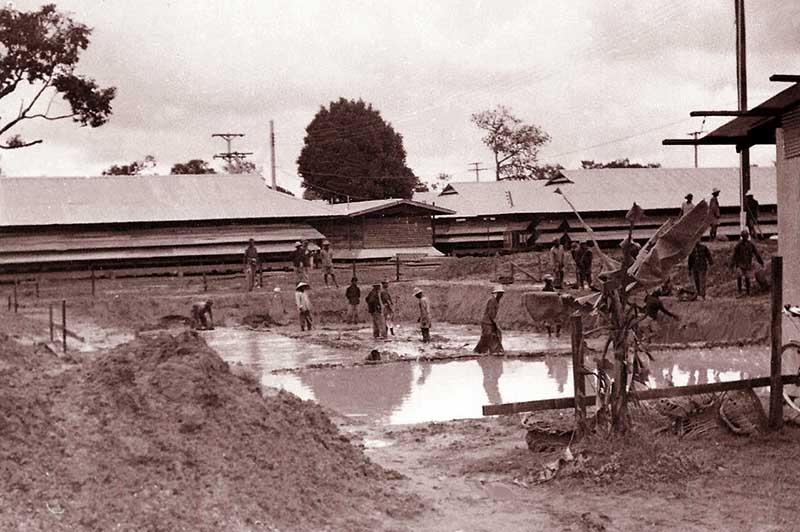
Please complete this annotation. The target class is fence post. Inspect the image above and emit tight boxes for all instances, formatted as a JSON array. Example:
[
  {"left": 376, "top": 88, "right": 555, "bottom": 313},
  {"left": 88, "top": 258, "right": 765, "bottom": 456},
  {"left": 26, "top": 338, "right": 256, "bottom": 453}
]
[
  {"left": 203, "top": 272, "right": 208, "bottom": 292},
  {"left": 769, "top": 256, "right": 783, "bottom": 430},
  {"left": 91, "top": 269, "right": 96, "bottom": 297},
  {"left": 351, "top": 261, "right": 356, "bottom": 278},
  {"left": 36, "top": 278, "right": 40, "bottom": 298},
  {"left": 49, "top": 304, "right": 54, "bottom": 342},
  {"left": 62, "top": 299, "right": 67, "bottom": 354},
  {"left": 13, "top": 281, "right": 18, "bottom": 313},
  {"left": 571, "top": 313, "right": 586, "bottom": 436},
  {"left": 7, "top": 295, "right": 10, "bottom": 311},
  {"left": 396, "top": 256, "right": 401, "bottom": 282}
]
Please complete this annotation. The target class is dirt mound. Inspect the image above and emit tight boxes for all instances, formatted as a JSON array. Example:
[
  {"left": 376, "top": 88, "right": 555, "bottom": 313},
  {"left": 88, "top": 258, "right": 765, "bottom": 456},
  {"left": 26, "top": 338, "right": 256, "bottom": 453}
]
[{"left": 0, "top": 332, "right": 421, "bottom": 531}]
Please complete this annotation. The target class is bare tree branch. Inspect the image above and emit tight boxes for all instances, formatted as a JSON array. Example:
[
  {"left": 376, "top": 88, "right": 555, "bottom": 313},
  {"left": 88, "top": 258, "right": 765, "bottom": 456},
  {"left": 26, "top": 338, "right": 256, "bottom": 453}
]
[{"left": 0, "top": 139, "right": 43, "bottom": 149}]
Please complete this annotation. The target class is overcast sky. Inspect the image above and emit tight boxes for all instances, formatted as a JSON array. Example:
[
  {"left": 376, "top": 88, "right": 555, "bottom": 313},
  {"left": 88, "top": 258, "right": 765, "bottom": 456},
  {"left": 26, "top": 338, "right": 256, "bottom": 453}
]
[{"left": 3, "top": 0, "right": 799, "bottom": 191}]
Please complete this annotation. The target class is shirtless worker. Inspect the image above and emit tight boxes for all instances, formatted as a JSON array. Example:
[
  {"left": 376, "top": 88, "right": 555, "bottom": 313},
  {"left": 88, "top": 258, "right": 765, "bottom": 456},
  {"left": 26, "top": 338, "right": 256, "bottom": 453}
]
[{"left": 243, "top": 239, "right": 260, "bottom": 291}]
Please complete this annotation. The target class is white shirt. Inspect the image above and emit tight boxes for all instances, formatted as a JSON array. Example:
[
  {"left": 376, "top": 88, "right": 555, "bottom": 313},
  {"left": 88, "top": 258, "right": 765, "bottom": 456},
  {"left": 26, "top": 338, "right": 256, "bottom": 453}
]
[{"left": 295, "top": 290, "right": 311, "bottom": 312}]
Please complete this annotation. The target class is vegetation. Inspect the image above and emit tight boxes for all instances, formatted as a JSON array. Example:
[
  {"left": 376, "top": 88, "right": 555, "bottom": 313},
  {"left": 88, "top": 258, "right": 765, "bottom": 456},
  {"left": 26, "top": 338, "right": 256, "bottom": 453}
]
[
  {"left": 581, "top": 159, "right": 661, "bottom": 169},
  {"left": 297, "top": 98, "right": 418, "bottom": 201},
  {"left": 0, "top": 4, "right": 115, "bottom": 150},
  {"left": 102, "top": 155, "right": 156, "bottom": 176},
  {"left": 171, "top": 159, "right": 216, "bottom": 174},
  {"left": 471, "top": 106, "right": 550, "bottom": 180}
]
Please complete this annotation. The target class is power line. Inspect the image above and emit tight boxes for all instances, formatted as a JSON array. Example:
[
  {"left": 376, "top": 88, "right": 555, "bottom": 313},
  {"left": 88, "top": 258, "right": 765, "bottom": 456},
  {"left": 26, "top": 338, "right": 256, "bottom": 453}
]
[
  {"left": 468, "top": 161, "right": 488, "bottom": 182},
  {"left": 212, "top": 133, "right": 253, "bottom": 163}
]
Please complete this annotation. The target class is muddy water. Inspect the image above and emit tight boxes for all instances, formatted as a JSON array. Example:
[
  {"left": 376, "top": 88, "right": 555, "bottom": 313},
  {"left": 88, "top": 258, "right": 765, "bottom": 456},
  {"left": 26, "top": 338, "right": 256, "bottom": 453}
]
[{"left": 206, "top": 327, "right": 772, "bottom": 425}]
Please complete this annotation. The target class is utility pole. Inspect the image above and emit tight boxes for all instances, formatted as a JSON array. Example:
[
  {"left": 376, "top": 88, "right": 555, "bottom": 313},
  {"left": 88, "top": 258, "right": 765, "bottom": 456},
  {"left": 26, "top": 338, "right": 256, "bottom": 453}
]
[
  {"left": 468, "top": 162, "right": 488, "bottom": 182},
  {"left": 212, "top": 133, "right": 253, "bottom": 165},
  {"left": 735, "top": 0, "right": 749, "bottom": 231},
  {"left": 687, "top": 130, "right": 703, "bottom": 168},
  {"left": 269, "top": 121, "right": 277, "bottom": 190}
]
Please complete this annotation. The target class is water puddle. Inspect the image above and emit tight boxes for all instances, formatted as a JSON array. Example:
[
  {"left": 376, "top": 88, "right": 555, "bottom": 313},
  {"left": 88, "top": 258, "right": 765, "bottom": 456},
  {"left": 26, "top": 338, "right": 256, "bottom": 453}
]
[{"left": 206, "top": 327, "right": 772, "bottom": 425}]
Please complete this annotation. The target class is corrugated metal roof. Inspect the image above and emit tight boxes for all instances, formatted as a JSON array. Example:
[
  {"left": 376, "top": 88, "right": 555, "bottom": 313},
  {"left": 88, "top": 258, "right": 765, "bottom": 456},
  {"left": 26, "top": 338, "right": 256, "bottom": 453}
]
[
  {"left": 414, "top": 167, "right": 776, "bottom": 217},
  {"left": 325, "top": 198, "right": 454, "bottom": 217},
  {"left": 0, "top": 174, "right": 334, "bottom": 227}
]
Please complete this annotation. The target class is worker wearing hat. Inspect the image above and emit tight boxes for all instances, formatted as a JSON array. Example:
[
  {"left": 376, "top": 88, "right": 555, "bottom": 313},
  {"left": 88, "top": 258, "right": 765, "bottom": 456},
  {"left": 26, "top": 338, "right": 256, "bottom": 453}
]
[
  {"left": 295, "top": 281, "right": 313, "bottom": 331},
  {"left": 380, "top": 280, "right": 395, "bottom": 336},
  {"left": 413, "top": 287, "right": 431, "bottom": 342},
  {"left": 474, "top": 285, "right": 505, "bottom": 354},
  {"left": 319, "top": 240, "right": 338, "bottom": 288},
  {"left": 365, "top": 282, "right": 387, "bottom": 339},
  {"left": 709, "top": 187, "right": 721, "bottom": 240},
  {"left": 744, "top": 189, "right": 760, "bottom": 239},
  {"left": 291, "top": 241, "right": 306, "bottom": 282},
  {"left": 680, "top": 193, "right": 694, "bottom": 217},
  {"left": 243, "top": 239, "right": 260, "bottom": 292}
]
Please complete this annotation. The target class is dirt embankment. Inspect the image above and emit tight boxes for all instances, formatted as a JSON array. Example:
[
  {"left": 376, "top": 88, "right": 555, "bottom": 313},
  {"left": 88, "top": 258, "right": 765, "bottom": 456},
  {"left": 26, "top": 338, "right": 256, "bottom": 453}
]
[{"left": 0, "top": 332, "right": 422, "bottom": 531}]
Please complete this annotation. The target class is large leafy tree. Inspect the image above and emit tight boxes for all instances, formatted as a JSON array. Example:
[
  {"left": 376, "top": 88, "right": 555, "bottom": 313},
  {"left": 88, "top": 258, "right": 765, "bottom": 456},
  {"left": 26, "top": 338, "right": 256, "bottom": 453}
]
[
  {"left": 471, "top": 106, "right": 550, "bottom": 180},
  {"left": 297, "top": 98, "right": 417, "bottom": 201},
  {"left": 581, "top": 158, "right": 661, "bottom": 169},
  {"left": 222, "top": 158, "right": 256, "bottom": 174},
  {"left": 102, "top": 155, "right": 156, "bottom": 176},
  {"left": 171, "top": 159, "right": 216, "bottom": 175},
  {"left": 0, "top": 4, "right": 115, "bottom": 150}
]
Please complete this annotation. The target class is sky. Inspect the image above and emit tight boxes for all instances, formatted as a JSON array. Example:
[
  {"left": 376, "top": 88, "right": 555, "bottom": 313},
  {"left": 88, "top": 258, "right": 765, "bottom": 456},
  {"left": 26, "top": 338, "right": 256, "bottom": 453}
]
[{"left": 2, "top": 0, "right": 799, "bottom": 193}]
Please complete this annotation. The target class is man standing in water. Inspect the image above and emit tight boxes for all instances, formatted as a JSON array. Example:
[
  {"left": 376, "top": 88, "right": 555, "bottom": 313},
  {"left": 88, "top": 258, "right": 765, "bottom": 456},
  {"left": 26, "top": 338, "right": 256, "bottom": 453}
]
[
  {"left": 414, "top": 287, "right": 431, "bottom": 342},
  {"left": 730, "top": 229, "right": 763, "bottom": 296},
  {"left": 345, "top": 277, "right": 361, "bottom": 324},
  {"left": 295, "top": 282, "right": 313, "bottom": 331},
  {"left": 475, "top": 285, "right": 505, "bottom": 354},
  {"left": 365, "top": 283, "right": 386, "bottom": 339},
  {"left": 381, "top": 280, "right": 395, "bottom": 336}
]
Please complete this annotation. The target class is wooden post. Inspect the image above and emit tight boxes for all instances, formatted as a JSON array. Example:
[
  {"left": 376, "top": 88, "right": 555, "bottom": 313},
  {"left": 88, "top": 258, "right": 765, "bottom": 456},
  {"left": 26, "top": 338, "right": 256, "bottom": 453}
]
[
  {"left": 7, "top": 295, "right": 10, "bottom": 311},
  {"left": 396, "top": 256, "right": 401, "bottom": 282},
  {"left": 203, "top": 272, "right": 208, "bottom": 292},
  {"left": 13, "top": 281, "right": 18, "bottom": 313},
  {"left": 769, "top": 256, "right": 783, "bottom": 430},
  {"left": 62, "top": 299, "right": 67, "bottom": 354},
  {"left": 91, "top": 269, "right": 96, "bottom": 297},
  {"left": 510, "top": 263, "right": 515, "bottom": 281},
  {"left": 36, "top": 278, "right": 39, "bottom": 298},
  {"left": 351, "top": 261, "right": 356, "bottom": 278},
  {"left": 49, "top": 304, "right": 54, "bottom": 342},
  {"left": 571, "top": 313, "right": 586, "bottom": 435}
]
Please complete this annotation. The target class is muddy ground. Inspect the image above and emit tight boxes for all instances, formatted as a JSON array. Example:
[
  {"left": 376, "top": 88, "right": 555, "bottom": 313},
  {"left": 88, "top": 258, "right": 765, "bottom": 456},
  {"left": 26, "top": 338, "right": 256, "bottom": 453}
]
[{"left": 1, "top": 247, "right": 795, "bottom": 532}]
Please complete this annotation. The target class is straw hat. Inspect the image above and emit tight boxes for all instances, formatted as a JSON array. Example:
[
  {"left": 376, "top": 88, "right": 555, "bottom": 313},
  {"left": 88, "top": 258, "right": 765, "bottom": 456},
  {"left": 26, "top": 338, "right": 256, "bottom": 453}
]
[
  {"left": 684, "top": 193, "right": 693, "bottom": 200},
  {"left": 413, "top": 287, "right": 423, "bottom": 296},
  {"left": 492, "top": 285, "right": 506, "bottom": 294},
  {"left": 294, "top": 241, "right": 302, "bottom": 247},
  {"left": 745, "top": 189, "right": 753, "bottom": 196},
  {"left": 712, "top": 187, "right": 720, "bottom": 194},
  {"left": 322, "top": 240, "right": 330, "bottom": 246},
  {"left": 296, "top": 281, "right": 309, "bottom": 290}
]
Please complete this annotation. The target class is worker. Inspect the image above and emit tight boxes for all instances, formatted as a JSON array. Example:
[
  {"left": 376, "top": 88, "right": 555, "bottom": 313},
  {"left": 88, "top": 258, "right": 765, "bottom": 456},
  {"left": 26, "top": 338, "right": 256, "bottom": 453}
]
[
  {"left": 709, "top": 187, "right": 721, "bottom": 240},
  {"left": 570, "top": 241, "right": 581, "bottom": 288},
  {"left": 542, "top": 274, "right": 556, "bottom": 292},
  {"left": 290, "top": 241, "right": 305, "bottom": 282},
  {"left": 243, "top": 239, "right": 260, "bottom": 292},
  {"left": 319, "top": 240, "right": 338, "bottom": 288},
  {"left": 345, "top": 277, "right": 361, "bottom": 324},
  {"left": 577, "top": 241, "right": 593, "bottom": 290},
  {"left": 301, "top": 241, "right": 312, "bottom": 280},
  {"left": 643, "top": 289, "right": 679, "bottom": 321},
  {"left": 549, "top": 238, "right": 565, "bottom": 289},
  {"left": 295, "top": 281, "right": 313, "bottom": 331},
  {"left": 365, "top": 283, "right": 386, "bottom": 339},
  {"left": 541, "top": 275, "right": 561, "bottom": 337},
  {"left": 619, "top": 235, "right": 641, "bottom": 271},
  {"left": 414, "top": 287, "right": 431, "bottom": 342},
  {"left": 474, "top": 285, "right": 505, "bottom": 354},
  {"left": 381, "top": 280, "right": 395, "bottom": 336},
  {"left": 730, "top": 229, "right": 763, "bottom": 296},
  {"left": 745, "top": 190, "right": 760, "bottom": 239},
  {"left": 190, "top": 300, "right": 214, "bottom": 330},
  {"left": 687, "top": 240, "right": 713, "bottom": 300},
  {"left": 681, "top": 193, "right": 694, "bottom": 216}
]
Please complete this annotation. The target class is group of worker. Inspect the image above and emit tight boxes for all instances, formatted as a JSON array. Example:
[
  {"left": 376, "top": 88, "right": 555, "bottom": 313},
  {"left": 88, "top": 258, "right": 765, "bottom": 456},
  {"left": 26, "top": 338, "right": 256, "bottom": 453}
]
[{"left": 548, "top": 239, "right": 594, "bottom": 291}]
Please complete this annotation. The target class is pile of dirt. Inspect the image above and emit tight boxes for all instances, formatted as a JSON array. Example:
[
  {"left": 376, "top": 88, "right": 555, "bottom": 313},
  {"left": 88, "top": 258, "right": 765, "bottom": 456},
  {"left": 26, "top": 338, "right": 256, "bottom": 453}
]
[{"left": 0, "top": 332, "right": 421, "bottom": 531}]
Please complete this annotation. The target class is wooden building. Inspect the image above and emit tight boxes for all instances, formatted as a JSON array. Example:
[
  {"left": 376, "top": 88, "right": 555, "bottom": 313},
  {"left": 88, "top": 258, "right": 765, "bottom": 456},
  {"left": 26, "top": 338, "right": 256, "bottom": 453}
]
[
  {"left": 0, "top": 174, "right": 332, "bottom": 273},
  {"left": 310, "top": 199, "right": 454, "bottom": 261},
  {"left": 414, "top": 167, "right": 777, "bottom": 255}
]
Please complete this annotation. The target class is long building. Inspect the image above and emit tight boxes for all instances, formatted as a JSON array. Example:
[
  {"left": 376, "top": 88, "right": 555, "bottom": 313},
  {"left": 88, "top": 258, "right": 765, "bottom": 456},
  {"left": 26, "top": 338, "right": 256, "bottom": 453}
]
[{"left": 414, "top": 167, "right": 777, "bottom": 255}]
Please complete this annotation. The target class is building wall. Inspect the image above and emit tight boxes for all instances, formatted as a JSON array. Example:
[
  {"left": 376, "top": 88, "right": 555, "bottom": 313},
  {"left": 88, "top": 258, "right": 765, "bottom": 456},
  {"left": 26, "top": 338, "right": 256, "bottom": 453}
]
[
  {"left": 312, "top": 214, "right": 433, "bottom": 251},
  {"left": 777, "top": 127, "right": 800, "bottom": 344}
]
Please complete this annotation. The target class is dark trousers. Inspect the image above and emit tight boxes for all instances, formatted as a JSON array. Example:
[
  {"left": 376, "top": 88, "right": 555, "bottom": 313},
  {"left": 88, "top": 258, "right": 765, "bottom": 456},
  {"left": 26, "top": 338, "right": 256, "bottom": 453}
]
[
  {"left": 691, "top": 269, "right": 707, "bottom": 298},
  {"left": 709, "top": 223, "right": 718, "bottom": 240},
  {"left": 300, "top": 310, "right": 312, "bottom": 331},
  {"left": 421, "top": 327, "right": 430, "bottom": 342},
  {"left": 578, "top": 269, "right": 592, "bottom": 288},
  {"left": 371, "top": 312, "right": 386, "bottom": 338}
]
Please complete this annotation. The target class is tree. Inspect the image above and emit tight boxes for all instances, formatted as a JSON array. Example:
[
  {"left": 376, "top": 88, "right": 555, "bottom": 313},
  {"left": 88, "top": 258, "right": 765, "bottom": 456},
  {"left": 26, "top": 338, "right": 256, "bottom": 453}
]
[
  {"left": 171, "top": 159, "right": 216, "bottom": 175},
  {"left": 222, "top": 158, "right": 256, "bottom": 174},
  {"left": 0, "top": 4, "right": 115, "bottom": 150},
  {"left": 528, "top": 163, "right": 564, "bottom": 181},
  {"left": 297, "top": 98, "right": 417, "bottom": 201},
  {"left": 102, "top": 155, "right": 156, "bottom": 176},
  {"left": 471, "top": 106, "right": 550, "bottom": 180},
  {"left": 580, "top": 159, "right": 661, "bottom": 169}
]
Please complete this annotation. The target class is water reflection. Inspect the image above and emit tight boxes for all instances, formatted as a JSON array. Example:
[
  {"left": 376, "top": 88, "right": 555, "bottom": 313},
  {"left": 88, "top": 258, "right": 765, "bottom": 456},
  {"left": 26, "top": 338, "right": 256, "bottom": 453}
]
[{"left": 207, "top": 328, "right": 771, "bottom": 425}]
